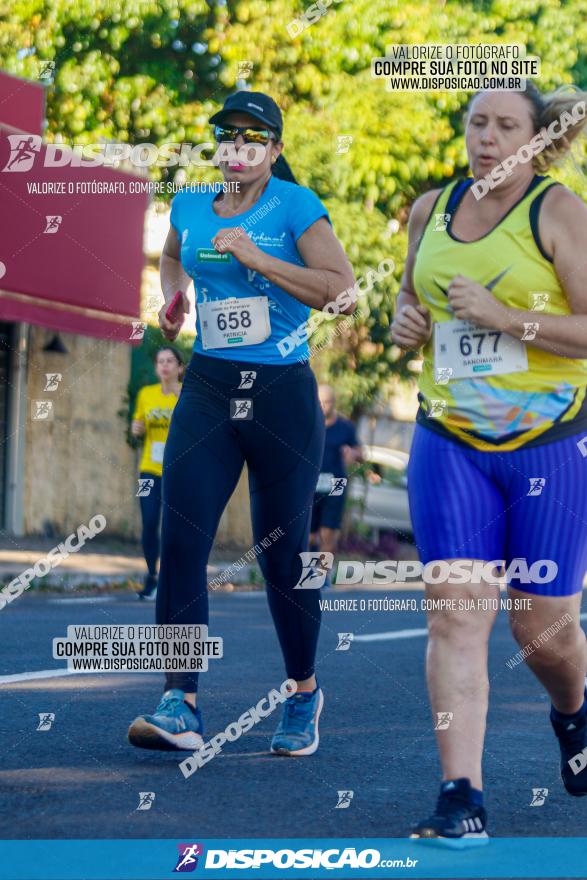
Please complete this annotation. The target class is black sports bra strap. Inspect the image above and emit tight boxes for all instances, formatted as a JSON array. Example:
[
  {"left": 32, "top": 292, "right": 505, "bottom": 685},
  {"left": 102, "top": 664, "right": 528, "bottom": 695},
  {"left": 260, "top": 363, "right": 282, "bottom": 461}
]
[
  {"left": 445, "top": 179, "right": 473, "bottom": 216},
  {"left": 529, "top": 180, "right": 561, "bottom": 263}
]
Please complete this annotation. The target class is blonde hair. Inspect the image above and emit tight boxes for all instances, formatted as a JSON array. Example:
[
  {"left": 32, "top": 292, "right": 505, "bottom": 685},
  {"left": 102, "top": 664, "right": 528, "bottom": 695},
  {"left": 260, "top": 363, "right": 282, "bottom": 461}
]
[{"left": 469, "top": 81, "right": 587, "bottom": 172}]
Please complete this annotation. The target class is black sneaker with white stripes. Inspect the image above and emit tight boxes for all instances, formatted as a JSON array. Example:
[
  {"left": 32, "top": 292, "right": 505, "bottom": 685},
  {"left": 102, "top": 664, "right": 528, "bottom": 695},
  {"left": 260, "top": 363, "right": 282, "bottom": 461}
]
[
  {"left": 551, "top": 693, "right": 587, "bottom": 797},
  {"left": 410, "top": 778, "right": 488, "bottom": 847}
]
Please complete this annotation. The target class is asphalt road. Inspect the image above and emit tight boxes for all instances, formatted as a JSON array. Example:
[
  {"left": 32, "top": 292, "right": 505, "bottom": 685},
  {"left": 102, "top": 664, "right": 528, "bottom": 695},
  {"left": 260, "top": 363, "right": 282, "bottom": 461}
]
[{"left": 0, "top": 588, "right": 585, "bottom": 842}]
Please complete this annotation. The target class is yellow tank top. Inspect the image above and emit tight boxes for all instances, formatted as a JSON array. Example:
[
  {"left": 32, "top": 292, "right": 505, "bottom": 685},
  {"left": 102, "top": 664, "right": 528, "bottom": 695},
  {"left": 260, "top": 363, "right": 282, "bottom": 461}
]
[
  {"left": 412, "top": 175, "right": 587, "bottom": 451},
  {"left": 132, "top": 383, "right": 179, "bottom": 476}
]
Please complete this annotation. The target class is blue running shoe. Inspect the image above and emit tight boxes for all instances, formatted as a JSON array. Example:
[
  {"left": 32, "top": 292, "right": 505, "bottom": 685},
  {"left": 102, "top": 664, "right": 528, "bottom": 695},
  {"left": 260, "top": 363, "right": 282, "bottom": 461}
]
[
  {"left": 271, "top": 687, "right": 323, "bottom": 756},
  {"left": 128, "top": 689, "right": 204, "bottom": 752}
]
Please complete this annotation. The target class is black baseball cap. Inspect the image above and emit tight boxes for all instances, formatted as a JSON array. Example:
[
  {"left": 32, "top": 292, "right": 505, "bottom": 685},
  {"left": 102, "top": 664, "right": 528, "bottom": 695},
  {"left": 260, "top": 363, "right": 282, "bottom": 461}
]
[{"left": 209, "top": 91, "right": 283, "bottom": 139}]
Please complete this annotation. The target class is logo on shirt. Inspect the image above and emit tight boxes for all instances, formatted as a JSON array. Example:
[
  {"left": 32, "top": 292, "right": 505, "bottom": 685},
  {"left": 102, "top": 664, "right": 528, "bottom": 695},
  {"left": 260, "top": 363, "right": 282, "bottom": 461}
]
[
  {"left": 424, "top": 266, "right": 512, "bottom": 304},
  {"left": 147, "top": 407, "right": 174, "bottom": 428},
  {"left": 248, "top": 231, "right": 287, "bottom": 248},
  {"left": 247, "top": 268, "right": 272, "bottom": 293},
  {"left": 196, "top": 248, "right": 232, "bottom": 263}
]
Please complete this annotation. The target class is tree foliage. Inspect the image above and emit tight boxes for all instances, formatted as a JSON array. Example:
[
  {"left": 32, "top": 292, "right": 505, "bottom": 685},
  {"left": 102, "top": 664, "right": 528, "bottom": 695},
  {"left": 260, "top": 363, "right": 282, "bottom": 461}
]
[{"left": 2, "top": 0, "right": 586, "bottom": 414}]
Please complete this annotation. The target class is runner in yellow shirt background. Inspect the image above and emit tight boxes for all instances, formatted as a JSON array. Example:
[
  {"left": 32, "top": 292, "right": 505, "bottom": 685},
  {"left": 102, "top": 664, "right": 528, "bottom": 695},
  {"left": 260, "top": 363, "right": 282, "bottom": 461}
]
[{"left": 131, "top": 346, "right": 183, "bottom": 599}]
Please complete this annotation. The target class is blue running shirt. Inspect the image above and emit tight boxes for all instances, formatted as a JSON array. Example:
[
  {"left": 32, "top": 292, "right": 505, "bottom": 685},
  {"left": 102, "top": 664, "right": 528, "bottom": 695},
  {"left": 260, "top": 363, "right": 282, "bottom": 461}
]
[{"left": 170, "top": 175, "right": 330, "bottom": 364}]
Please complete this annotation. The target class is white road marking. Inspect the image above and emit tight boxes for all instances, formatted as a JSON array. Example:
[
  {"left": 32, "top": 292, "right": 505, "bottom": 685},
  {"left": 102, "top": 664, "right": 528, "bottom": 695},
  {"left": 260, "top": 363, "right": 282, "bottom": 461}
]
[
  {"left": 48, "top": 596, "right": 115, "bottom": 604},
  {"left": 2, "top": 611, "right": 585, "bottom": 684},
  {"left": 357, "top": 613, "right": 587, "bottom": 643},
  {"left": 0, "top": 669, "right": 76, "bottom": 685},
  {"left": 354, "top": 628, "right": 428, "bottom": 642}
]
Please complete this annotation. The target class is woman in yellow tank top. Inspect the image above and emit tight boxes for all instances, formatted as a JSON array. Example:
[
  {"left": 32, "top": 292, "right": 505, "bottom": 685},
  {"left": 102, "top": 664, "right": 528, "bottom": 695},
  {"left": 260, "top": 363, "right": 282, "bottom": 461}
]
[
  {"left": 391, "top": 82, "right": 587, "bottom": 842},
  {"left": 131, "top": 346, "right": 183, "bottom": 599}
]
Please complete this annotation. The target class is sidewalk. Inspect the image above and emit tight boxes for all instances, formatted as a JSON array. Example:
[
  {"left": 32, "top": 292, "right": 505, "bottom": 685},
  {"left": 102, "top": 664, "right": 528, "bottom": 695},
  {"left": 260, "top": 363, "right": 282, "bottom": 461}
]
[
  {"left": 4, "top": 536, "right": 577, "bottom": 593},
  {"left": 0, "top": 539, "right": 420, "bottom": 593},
  {"left": 0, "top": 535, "right": 257, "bottom": 591}
]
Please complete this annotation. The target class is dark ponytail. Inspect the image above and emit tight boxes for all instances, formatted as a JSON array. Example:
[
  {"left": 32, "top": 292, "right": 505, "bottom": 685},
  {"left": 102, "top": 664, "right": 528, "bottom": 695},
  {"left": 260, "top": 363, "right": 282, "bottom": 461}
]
[{"left": 272, "top": 153, "right": 298, "bottom": 184}]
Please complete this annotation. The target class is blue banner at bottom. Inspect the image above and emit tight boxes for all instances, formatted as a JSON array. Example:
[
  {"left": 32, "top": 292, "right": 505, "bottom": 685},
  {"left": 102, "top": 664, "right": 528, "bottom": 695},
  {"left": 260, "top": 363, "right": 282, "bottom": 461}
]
[{"left": 0, "top": 838, "right": 585, "bottom": 880}]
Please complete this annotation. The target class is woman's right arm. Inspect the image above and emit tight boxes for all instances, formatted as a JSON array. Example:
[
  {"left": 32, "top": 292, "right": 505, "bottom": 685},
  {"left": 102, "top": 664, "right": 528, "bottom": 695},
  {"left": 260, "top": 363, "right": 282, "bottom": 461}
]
[
  {"left": 159, "top": 226, "right": 192, "bottom": 341},
  {"left": 391, "top": 190, "right": 440, "bottom": 350}
]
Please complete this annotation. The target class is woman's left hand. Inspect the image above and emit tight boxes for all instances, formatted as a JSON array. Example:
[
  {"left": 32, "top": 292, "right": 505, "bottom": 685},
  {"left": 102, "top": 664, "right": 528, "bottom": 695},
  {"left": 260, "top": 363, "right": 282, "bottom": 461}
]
[
  {"left": 447, "top": 275, "right": 509, "bottom": 330},
  {"left": 211, "top": 227, "right": 265, "bottom": 272},
  {"left": 131, "top": 419, "right": 145, "bottom": 438}
]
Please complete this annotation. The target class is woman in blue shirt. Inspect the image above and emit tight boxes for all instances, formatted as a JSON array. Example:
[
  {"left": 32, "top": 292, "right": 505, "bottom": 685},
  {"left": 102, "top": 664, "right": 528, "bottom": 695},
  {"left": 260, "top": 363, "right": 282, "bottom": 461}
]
[{"left": 128, "top": 91, "right": 355, "bottom": 757}]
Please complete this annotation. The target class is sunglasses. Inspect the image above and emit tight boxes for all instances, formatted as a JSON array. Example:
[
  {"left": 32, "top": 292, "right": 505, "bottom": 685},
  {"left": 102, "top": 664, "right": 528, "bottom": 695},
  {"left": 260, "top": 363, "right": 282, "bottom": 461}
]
[{"left": 213, "top": 124, "right": 275, "bottom": 145}]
